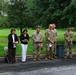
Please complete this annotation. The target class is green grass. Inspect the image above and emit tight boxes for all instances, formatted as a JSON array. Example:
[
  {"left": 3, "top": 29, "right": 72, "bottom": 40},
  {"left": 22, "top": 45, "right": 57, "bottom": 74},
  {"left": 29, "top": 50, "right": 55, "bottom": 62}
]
[{"left": 0, "top": 29, "right": 76, "bottom": 57}]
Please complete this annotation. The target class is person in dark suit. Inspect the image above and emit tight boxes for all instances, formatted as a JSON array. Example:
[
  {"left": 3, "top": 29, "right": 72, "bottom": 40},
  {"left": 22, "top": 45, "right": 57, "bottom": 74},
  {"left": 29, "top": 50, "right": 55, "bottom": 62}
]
[
  {"left": 8, "top": 28, "right": 18, "bottom": 63},
  {"left": 20, "top": 29, "right": 29, "bottom": 62}
]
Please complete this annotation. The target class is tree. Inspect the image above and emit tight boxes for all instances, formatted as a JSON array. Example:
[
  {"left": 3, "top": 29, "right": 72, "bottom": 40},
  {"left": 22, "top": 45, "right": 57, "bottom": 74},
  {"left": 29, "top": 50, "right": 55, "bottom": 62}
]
[
  {"left": 0, "top": 0, "right": 8, "bottom": 28},
  {"left": 62, "top": 0, "right": 76, "bottom": 28},
  {"left": 0, "top": 0, "right": 8, "bottom": 15},
  {"left": 8, "top": 0, "right": 27, "bottom": 33},
  {"left": 31, "top": 0, "right": 76, "bottom": 28}
]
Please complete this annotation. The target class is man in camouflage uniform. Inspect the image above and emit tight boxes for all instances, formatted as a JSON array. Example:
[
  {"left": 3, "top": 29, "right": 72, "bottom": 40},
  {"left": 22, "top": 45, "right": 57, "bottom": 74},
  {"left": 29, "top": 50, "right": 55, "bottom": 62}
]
[
  {"left": 52, "top": 24, "right": 57, "bottom": 58},
  {"left": 52, "top": 24, "right": 57, "bottom": 42},
  {"left": 32, "top": 27, "right": 43, "bottom": 62},
  {"left": 45, "top": 24, "right": 56, "bottom": 60},
  {"left": 64, "top": 26, "right": 73, "bottom": 58}
]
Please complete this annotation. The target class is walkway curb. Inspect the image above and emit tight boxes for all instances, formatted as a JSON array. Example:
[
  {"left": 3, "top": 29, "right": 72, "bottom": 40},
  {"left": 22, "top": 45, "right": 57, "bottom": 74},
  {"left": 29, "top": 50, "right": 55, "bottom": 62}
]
[{"left": 0, "top": 52, "right": 76, "bottom": 59}]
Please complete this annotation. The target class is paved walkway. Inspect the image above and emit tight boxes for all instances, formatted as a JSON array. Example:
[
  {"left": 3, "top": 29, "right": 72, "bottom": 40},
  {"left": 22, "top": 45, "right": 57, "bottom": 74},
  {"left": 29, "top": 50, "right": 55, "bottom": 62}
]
[
  {"left": 1, "top": 65, "right": 76, "bottom": 75},
  {"left": 0, "top": 53, "right": 76, "bottom": 75}
]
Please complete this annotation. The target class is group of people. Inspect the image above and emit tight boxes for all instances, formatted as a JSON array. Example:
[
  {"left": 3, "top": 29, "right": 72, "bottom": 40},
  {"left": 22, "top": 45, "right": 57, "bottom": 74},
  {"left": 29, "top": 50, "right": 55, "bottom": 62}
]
[
  {"left": 44, "top": 24, "right": 73, "bottom": 61},
  {"left": 8, "top": 28, "right": 29, "bottom": 63},
  {"left": 8, "top": 24, "right": 73, "bottom": 63}
]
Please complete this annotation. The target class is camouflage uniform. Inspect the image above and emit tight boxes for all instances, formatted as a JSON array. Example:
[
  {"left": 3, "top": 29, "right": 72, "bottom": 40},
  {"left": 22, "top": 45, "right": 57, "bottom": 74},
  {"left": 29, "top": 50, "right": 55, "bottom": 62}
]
[
  {"left": 64, "top": 30, "right": 73, "bottom": 56},
  {"left": 32, "top": 32, "right": 43, "bottom": 60},
  {"left": 52, "top": 29, "right": 57, "bottom": 55},
  {"left": 45, "top": 28, "right": 55, "bottom": 59}
]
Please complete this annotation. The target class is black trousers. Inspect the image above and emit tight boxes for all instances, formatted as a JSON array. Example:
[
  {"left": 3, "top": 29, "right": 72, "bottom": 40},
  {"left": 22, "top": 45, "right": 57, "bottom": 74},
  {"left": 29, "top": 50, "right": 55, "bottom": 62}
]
[{"left": 8, "top": 48, "right": 16, "bottom": 63}]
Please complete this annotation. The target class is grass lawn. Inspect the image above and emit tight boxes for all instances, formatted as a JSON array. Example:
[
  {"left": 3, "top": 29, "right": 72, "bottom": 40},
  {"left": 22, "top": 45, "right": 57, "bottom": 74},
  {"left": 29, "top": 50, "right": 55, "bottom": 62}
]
[{"left": 0, "top": 29, "right": 76, "bottom": 57}]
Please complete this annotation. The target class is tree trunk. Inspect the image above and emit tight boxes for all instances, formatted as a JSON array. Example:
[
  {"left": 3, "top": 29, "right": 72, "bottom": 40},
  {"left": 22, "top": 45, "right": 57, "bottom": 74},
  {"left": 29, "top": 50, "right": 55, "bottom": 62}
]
[{"left": 20, "top": 26, "right": 22, "bottom": 34}]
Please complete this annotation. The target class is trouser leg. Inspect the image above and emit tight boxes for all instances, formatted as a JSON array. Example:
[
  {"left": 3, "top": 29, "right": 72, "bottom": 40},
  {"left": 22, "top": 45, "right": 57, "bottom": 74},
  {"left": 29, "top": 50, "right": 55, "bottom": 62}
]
[
  {"left": 64, "top": 43, "right": 68, "bottom": 56},
  {"left": 21, "top": 44, "right": 28, "bottom": 62},
  {"left": 45, "top": 43, "right": 50, "bottom": 58},
  {"left": 49, "top": 47, "right": 53, "bottom": 57},
  {"left": 37, "top": 47, "right": 41, "bottom": 60},
  {"left": 69, "top": 44, "right": 73, "bottom": 56},
  {"left": 33, "top": 44, "right": 37, "bottom": 59},
  {"left": 8, "top": 48, "right": 12, "bottom": 62},
  {"left": 54, "top": 42, "right": 56, "bottom": 55},
  {"left": 50, "top": 44, "right": 55, "bottom": 57},
  {"left": 12, "top": 48, "right": 16, "bottom": 63},
  {"left": 8, "top": 48, "right": 16, "bottom": 63}
]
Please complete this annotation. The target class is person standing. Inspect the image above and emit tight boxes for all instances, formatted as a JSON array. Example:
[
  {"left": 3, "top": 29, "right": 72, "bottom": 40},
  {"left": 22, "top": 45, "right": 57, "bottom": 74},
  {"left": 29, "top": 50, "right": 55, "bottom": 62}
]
[
  {"left": 8, "top": 28, "right": 18, "bottom": 64},
  {"left": 20, "top": 29, "right": 29, "bottom": 62},
  {"left": 32, "top": 27, "right": 43, "bottom": 62},
  {"left": 45, "top": 24, "right": 55, "bottom": 60},
  {"left": 64, "top": 26, "right": 73, "bottom": 58},
  {"left": 52, "top": 24, "right": 57, "bottom": 42},
  {"left": 52, "top": 24, "right": 57, "bottom": 58}
]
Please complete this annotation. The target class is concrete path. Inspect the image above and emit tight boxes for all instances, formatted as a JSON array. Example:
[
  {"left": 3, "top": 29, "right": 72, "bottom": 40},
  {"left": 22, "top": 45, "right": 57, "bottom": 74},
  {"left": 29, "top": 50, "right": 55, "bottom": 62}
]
[
  {"left": 0, "top": 56, "right": 76, "bottom": 75},
  {"left": 0, "top": 52, "right": 76, "bottom": 75}
]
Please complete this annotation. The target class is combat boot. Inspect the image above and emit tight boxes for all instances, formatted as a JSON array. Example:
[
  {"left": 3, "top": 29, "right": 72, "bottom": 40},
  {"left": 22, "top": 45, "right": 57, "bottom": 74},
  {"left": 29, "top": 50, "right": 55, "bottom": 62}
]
[
  {"left": 37, "top": 54, "right": 41, "bottom": 61},
  {"left": 33, "top": 58, "right": 36, "bottom": 62},
  {"left": 53, "top": 55, "right": 57, "bottom": 59},
  {"left": 50, "top": 57, "right": 54, "bottom": 60},
  {"left": 64, "top": 56, "right": 67, "bottom": 59},
  {"left": 37, "top": 58, "right": 41, "bottom": 61},
  {"left": 45, "top": 57, "right": 49, "bottom": 61},
  {"left": 69, "top": 56, "right": 73, "bottom": 59},
  {"left": 48, "top": 56, "right": 50, "bottom": 59}
]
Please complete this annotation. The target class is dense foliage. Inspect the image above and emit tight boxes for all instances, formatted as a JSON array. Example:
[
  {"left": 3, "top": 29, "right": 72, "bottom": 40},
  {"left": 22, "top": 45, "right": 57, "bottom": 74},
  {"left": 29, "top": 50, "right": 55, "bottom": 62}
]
[
  {"left": 30, "top": 0, "right": 76, "bottom": 28},
  {"left": 8, "top": 0, "right": 27, "bottom": 33},
  {"left": 0, "top": 0, "right": 76, "bottom": 30}
]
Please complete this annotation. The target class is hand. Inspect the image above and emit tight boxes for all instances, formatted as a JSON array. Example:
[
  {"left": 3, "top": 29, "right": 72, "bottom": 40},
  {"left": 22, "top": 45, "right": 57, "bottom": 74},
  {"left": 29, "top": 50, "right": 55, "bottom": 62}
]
[
  {"left": 36, "top": 41, "right": 42, "bottom": 43},
  {"left": 15, "top": 41, "right": 18, "bottom": 45},
  {"left": 39, "top": 40, "right": 44, "bottom": 43},
  {"left": 13, "top": 42, "right": 16, "bottom": 44},
  {"left": 22, "top": 40, "right": 25, "bottom": 42},
  {"left": 13, "top": 41, "right": 18, "bottom": 45},
  {"left": 22, "top": 40, "right": 28, "bottom": 42},
  {"left": 68, "top": 40, "right": 71, "bottom": 43},
  {"left": 40, "top": 46, "right": 43, "bottom": 50},
  {"left": 51, "top": 41, "right": 55, "bottom": 44},
  {"left": 25, "top": 40, "right": 28, "bottom": 42},
  {"left": 42, "top": 40, "right": 44, "bottom": 42},
  {"left": 36, "top": 41, "right": 40, "bottom": 43}
]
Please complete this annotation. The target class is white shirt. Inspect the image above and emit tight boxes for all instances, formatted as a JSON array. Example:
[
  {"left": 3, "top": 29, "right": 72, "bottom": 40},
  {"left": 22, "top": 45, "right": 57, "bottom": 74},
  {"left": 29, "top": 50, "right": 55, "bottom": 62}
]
[{"left": 12, "top": 34, "right": 16, "bottom": 48}]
